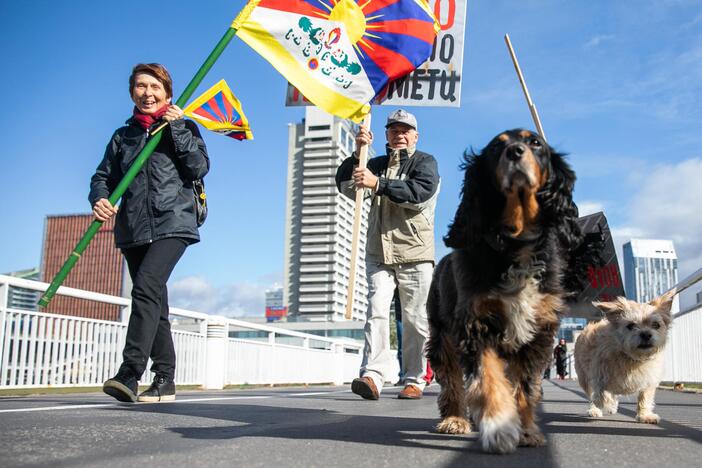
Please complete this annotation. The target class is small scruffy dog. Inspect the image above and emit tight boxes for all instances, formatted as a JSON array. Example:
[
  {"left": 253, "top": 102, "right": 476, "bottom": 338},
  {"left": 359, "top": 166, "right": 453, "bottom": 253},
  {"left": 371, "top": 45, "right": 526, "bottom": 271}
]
[{"left": 574, "top": 289, "right": 675, "bottom": 424}]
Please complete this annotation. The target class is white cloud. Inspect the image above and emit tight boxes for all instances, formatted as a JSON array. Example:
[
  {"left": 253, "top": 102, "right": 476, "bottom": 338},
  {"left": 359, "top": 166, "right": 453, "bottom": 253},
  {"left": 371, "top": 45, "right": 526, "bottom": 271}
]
[
  {"left": 611, "top": 158, "right": 702, "bottom": 307},
  {"left": 584, "top": 34, "right": 615, "bottom": 49},
  {"left": 626, "top": 158, "right": 702, "bottom": 272},
  {"left": 168, "top": 275, "right": 279, "bottom": 318},
  {"left": 576, "top": 200, "right": 605, "bottom": 216}
]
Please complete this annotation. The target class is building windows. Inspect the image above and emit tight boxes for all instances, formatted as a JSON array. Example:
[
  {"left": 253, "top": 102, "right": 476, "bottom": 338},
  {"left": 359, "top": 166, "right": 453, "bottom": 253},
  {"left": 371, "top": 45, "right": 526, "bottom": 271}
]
[
  {"left": 286, "top": 108, "right": 373, "bottom": 322},
  {"left": 623, "top": 239, "right": 677, "bottom": 306},
  {"left": 338, "top": 126, "right": 356, "bottom": 154}
]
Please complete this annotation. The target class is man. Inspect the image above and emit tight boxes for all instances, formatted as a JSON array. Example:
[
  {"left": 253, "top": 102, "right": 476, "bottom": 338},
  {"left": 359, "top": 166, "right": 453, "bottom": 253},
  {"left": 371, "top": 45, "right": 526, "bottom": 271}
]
[{"left": 335, "top": 109, "right": 440, "bottom": 400}]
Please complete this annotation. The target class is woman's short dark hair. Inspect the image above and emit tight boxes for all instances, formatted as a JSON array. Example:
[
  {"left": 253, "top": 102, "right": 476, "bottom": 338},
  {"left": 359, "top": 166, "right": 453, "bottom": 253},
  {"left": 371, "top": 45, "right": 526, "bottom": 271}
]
[{"left": 129, "top": 63, "right": 173, "bottom": 98}]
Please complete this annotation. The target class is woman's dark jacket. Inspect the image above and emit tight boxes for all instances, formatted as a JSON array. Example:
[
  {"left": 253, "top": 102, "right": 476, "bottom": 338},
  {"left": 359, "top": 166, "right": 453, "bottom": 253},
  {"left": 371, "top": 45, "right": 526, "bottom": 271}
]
[
  {"left": 89, "top": 118, "right": 210, "bottom": 249},
  {"left": 554, "top": 344, "right": 568, "bottom": 364}
]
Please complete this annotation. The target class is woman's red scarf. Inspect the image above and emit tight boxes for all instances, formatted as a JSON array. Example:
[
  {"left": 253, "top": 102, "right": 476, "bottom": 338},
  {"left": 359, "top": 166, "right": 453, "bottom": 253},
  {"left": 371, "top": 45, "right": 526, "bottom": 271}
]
[{"left": 132, "top": 104, "right": 169, "bottom": 130}]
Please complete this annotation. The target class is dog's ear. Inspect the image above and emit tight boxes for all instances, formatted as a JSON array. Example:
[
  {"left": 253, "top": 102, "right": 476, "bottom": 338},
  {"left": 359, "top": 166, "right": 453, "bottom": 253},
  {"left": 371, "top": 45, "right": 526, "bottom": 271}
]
[
  {"left": 444, "top": 151, "right": 489, "bottom": 249},
  {"left": 650, "top": 288, "right": 676, "bottom": 323},
  {"left": 543, "top": 149, "right": 583, "bottom": 251},
  {"left": 593, "top": 297, "right": 628, "bottom": 322}
]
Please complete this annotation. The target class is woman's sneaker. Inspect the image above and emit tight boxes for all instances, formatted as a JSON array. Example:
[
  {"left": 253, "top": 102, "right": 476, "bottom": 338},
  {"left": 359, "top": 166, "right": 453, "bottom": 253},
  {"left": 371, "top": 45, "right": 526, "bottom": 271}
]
[
  {"left": 103, "top": 370, "right": 138, "bottom": 402},
  {"left": 138, "top": 375, "right": 176, "bottom": 402}
]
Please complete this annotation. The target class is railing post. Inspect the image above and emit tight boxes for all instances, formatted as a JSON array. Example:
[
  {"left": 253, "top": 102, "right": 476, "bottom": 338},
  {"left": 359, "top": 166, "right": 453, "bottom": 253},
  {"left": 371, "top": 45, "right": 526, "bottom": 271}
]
[
  {"left": 333, "top": 343, "right": 344, "bottom": 386},
  {"left": 568, "top": 354, "right": 573, "bottom": 381},
  {"left": 120, "top": 303, "right": 131, "bottom": 324},
  {"left": 199, "top": 319, "right": 208, "bottom": 385},
  {"left": 204, "top": 318, "right": 228, "bottom": 390},
  {"left": 0, "top": 279, "right": 8, "bottom": 379},
  {"left": 268, "top": 332, "right": 275, "bottom": 385},
  {"left": 670, "top": 326, "right": 677, "bottom": 385},
  {"left": 303, "top": 337, "right": 310, "bottom": 386}
]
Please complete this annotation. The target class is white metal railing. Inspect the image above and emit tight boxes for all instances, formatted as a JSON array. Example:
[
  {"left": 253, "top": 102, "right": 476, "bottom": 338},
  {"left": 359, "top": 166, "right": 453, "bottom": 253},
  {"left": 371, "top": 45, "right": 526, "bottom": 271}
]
[
  {"left": 663, "top": 301, "right": 702, "bottom": 383},
  {"left": 0, "top": 275, "right": 363, "bottom": 389},
  {"left": 657, "top": 267, "right": 702, "bottom": 383},
  {"left": 0, "top": 309, "right": 127, "bottom": 387}
]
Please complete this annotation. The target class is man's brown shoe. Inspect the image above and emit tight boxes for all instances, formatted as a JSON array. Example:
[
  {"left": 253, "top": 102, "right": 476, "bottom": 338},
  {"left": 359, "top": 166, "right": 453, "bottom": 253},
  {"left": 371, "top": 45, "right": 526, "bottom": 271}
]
[
  {"left": 351, "top": 376, "right": 380, "bottom": 400},
  {"left": 398, "top": 384, "right": 423, "bottom": 399}
]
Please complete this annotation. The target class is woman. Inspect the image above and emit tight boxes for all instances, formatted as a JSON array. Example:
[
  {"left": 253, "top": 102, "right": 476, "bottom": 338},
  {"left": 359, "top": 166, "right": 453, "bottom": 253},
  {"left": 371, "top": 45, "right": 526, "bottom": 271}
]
[
  {"left": 554, "top": 338, "right": 568, "bottom": 380},
  {"left": 90, "top": 63, "right": 209, "bottom": 403}
]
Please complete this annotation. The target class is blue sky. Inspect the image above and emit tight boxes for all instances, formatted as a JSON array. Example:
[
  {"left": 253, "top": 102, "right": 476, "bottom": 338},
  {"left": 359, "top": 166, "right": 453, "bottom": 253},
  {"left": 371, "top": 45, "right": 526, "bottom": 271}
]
[{"left": 1, "top": 0, "right": 701, "bottom": 315}]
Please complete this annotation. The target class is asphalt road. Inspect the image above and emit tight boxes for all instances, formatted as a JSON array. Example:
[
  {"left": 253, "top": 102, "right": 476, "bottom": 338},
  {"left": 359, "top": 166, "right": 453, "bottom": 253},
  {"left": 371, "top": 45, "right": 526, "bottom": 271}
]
[{"left": 0, "top": 380, "right": 700, "bottom": 467}]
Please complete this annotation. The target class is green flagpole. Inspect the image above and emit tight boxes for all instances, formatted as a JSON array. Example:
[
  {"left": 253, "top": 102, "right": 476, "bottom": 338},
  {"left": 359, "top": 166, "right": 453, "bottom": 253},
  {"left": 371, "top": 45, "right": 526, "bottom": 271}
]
[{"left": 39, "top": 3, "right": 258, "bottom": 308}]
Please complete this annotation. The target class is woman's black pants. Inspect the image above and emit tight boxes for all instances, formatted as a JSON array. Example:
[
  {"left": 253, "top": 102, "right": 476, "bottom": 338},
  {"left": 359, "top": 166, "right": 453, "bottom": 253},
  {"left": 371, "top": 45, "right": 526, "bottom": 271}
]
[{"left": 119, "top": 238, "right": 187, "bottom": 381}]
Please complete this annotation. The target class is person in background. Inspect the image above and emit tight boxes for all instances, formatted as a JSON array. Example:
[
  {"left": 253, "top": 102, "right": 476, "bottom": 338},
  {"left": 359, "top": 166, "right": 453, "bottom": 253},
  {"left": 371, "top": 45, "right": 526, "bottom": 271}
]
[
  {"left": 91, "top": 63, "right": 209, "bottom": 403},
  {"left": 554, "top": 338, "right": 569, "bottom": 380}
]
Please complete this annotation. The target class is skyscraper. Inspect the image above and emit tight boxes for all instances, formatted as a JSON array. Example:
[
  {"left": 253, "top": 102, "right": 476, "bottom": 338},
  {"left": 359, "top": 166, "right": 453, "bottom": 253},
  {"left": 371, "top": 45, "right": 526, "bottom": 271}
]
[
  {"left": 623, "top": 239, "right": 679, "bottom": 310},
  {"left": 284, "top": 107, "right": 374, "bottom": 321}
]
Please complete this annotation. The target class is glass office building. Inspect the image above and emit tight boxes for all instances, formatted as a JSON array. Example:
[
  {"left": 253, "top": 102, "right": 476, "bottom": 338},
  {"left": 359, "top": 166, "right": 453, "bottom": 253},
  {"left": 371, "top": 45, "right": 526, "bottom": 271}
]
[{"left": 623, "top": 239, "right": 679, "bottom": 311}]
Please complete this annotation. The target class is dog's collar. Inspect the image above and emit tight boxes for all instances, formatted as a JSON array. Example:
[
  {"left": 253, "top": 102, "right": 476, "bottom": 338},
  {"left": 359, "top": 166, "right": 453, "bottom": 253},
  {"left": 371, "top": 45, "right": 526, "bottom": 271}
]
[{"left": 483, "top": 229, "right": 541, "bottom": 253}]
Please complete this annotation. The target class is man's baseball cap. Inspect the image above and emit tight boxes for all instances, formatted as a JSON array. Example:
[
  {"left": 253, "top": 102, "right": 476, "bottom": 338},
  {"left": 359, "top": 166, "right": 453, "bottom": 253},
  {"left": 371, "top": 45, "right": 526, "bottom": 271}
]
[{"left": 385, "top": 109, "right": 418, "bottom": 131}]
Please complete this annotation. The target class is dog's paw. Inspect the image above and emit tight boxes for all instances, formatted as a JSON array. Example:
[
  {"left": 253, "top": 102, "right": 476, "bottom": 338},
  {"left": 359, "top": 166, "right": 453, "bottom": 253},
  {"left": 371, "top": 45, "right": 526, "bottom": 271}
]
[
  {"left": 603, "top": 402, "right": 618, "bottom": 415},
  {"left": 588, "top": 405, "right": 603, "bottom": 418},
  {"left": 480, "top": 416, "right": 521, "bottom": 454},
  {"left": 636, "top": 413, "right": 660, "bottom": 424},
  {"left": 436, "top": 416, "right": 472, "bottom": 434},
  {"left": 519, "top": 426, "right": 546, "bottom": 447}
]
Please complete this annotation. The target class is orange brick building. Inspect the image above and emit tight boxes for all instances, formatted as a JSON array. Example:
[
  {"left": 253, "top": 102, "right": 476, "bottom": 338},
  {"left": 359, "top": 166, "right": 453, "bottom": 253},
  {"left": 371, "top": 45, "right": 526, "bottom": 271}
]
[{"left": 41, "top": 214, "right": 126, "bottom": 321}]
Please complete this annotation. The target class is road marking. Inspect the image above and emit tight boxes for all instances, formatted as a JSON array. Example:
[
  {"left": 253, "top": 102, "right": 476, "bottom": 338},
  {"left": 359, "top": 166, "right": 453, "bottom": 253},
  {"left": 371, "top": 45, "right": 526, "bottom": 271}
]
[
  {"left": 0, "top": 395, "right": 272, "bottom": 414},
  {"left": 285, "top": 389, "right": 350, "bottom": 397},
  {"left": 0, "top": 390, "right": 348, "bottom": 414},
  {"left": 170, "top": 395, "right": 270, "bottom": 404},
  {"left": 0, "top": 403, "right": 117, "bottom": 414}
]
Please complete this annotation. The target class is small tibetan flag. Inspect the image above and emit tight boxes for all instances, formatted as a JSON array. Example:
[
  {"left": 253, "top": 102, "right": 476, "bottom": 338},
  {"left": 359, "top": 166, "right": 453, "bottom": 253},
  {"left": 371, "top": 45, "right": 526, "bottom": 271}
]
[
  {"left": 184, "top": 80, "right": 254, "bottom": 140},
  {"left": 234, "top": 0, "right": 439, "bottom": 122}
]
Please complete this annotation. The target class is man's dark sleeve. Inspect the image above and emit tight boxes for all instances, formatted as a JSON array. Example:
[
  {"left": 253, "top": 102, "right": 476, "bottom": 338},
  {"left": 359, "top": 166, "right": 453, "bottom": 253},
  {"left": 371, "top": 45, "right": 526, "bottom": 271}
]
[
  {"left": 376, "top": 153, "right": 439, "bottom": 210},
  {"left": 335, "top": 155, "right": 358, "bottom": 200},
  {"left": 335, "top": 153, "right": 386, "bottom": 200}
]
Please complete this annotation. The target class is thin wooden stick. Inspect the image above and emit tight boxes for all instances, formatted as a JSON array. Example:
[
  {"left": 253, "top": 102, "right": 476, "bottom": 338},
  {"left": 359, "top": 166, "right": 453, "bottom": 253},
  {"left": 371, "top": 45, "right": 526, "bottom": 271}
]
[
  {"left": 504, "top": 34, "right": 547, "bottom": 142},
  {"left": 345, "top": 113, "right": 372, "bottom": 320}
]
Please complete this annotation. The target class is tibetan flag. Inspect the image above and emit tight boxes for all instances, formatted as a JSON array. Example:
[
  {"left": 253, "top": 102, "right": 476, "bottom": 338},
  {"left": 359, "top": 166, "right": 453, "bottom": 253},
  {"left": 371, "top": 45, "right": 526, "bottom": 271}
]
[
  {"left": 233, "top": 0, "right": 439, "bottom": 122},
  {"left": 183, "top": 80, "right": 254, "bottom": 140}
]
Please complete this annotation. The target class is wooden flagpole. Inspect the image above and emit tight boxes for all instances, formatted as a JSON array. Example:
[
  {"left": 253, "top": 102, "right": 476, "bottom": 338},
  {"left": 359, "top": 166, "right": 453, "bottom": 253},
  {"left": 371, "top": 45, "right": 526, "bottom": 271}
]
[
  {"left": 345, "top": 112, "right": 372, "bottom": 320},
  {"left": 504, "top": 34, "right": 547, "bottom": 142}
]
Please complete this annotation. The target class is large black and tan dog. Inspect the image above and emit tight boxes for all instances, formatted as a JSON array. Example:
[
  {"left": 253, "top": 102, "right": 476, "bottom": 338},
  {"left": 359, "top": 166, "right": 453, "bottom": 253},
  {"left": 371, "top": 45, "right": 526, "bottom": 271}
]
[{"left": 426, "top": 129, "right": 581, "bottom": 454}]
